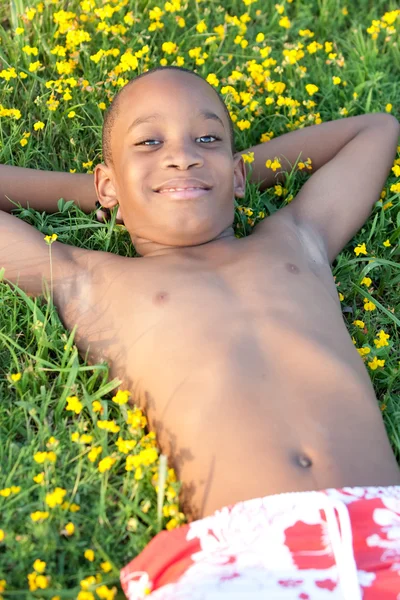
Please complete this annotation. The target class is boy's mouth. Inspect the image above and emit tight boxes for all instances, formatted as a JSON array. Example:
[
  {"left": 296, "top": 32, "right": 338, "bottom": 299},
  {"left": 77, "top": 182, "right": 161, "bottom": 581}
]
[
  {"left": 154, "top": 178, "right": 212, "bottom": 194},
  {"left": 156, "top": 188, "right": 211, "bottom": 200}
]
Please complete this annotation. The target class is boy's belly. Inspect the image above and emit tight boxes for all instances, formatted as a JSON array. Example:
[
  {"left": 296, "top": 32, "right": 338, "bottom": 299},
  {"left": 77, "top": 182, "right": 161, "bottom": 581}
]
[{"left": 134, "top": 312, "right": 400, "bottom": 520}]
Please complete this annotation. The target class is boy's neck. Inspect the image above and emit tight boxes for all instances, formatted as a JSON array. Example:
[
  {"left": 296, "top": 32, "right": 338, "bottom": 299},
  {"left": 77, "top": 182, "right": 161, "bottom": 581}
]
[{"left": 136, "top": 226, "right": 237, "bottom": 258}]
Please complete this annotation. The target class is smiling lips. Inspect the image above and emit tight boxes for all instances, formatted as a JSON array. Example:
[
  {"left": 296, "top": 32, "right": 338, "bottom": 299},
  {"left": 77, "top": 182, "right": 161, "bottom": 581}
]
[{"left": 154, "top": 178, "right": 212, "bottom": 199}]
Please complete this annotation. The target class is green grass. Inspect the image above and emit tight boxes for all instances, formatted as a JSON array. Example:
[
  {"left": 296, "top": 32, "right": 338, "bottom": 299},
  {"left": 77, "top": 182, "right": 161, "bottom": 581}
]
[{"left": 0, "top": 0, "right": 400, "bottom": 597}]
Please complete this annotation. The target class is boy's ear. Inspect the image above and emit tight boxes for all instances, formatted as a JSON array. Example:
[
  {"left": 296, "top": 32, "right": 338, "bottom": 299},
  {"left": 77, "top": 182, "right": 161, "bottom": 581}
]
[
  {"left": 233, "top": 153, "right": 247, "bottom": 198},
  {"left": 94, "top": 163, "right": 119, "bottom": 209}
]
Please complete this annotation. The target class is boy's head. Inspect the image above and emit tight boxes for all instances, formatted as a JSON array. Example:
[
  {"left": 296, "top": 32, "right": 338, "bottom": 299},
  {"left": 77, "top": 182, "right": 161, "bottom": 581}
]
[{"left": 95, "top": 66, "right": 246, "bottom": 255}]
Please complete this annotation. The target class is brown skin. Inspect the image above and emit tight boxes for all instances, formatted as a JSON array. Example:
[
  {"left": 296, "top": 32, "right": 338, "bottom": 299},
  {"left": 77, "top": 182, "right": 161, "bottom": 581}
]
[{"left": 1, "top": 70, "right": 400, "bottom": 521}]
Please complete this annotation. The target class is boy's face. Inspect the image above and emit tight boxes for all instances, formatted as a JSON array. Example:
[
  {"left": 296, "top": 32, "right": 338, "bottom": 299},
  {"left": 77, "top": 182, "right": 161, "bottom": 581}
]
[{"left": 95, "top": 70, "right": 246, "bottom": 252}]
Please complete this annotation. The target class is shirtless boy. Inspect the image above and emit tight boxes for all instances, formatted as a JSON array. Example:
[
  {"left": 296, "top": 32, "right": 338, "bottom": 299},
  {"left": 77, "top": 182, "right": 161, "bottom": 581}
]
[{"left": 1, "top": 66, "right": 400, "bottom": 598}]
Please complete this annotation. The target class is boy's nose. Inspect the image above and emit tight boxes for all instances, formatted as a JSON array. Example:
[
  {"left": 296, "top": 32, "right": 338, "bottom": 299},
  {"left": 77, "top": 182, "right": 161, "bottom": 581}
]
[{"left": 162, "top": 141, "right": 204, "bottom": 170}]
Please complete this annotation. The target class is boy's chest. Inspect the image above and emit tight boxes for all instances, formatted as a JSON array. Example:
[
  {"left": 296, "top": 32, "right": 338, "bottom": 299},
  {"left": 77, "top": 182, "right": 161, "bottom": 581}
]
[{"left": 73, "top": 227, "right": 343, "bottom": 391}]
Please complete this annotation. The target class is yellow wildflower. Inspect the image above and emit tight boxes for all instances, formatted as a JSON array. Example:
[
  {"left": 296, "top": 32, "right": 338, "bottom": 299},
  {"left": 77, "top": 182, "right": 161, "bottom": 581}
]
[
  {"left": 98, "top": 102, "right": 106, "bottom": 110},
  {"left": 100, "top": 561, "right": 113, "bottom": 573},
  {"left": 368, "top": 356, "right": 385, "bottom": 370},
  {"left": 364, "top": 298, "right": 376, "bottom": 311},
  {"left": 33, "top": 559, "right": 46, "bottom": 574},
  {"left": 96, "top": 585, "right": 117, "bottom": 600},
  {"left": 241, "top": 152, "right": 255, "bottom": 164},
  {"left": 45, "top": 487, "right": 67, "bottom": 508},
  {"left": 30, "top": 511, "right": 50, "bottom": 522},
  {"left": 65, "top": 395, "right": 83, "bottom": 414},
  {"left": 354, "top": 243, "right": 367, "bottom": 256},
  {"left": 64, "top": 522, "right": 75, "bottom": 536},
  {"left": 112, "top": 390, "right": 131, "bottom": 405},
  {"left": 33, "top": 472, "right": 45, "bottom": 484},
  {"left": 206, "top": 73, "right": 219, "bottom": 87},
  {"left": 84, "top": 549, "right": 95, "bottom": 562},
  {"left": 374, "top": 330, "right": 390, "bottom": 348},
  {"left": 383, "top": 239, "right": 391, "bottom": 247},
  {"left": 77, "top": 592, "right": 95, "bottom": 600},
  {"left": 97, "top": 420, "right": 120, "bottom": 433},
  {"left": 10, "top": 372, "right": 21, "bottom": 382},
  {"left": 0, "top": 530, "right": 4, "bottom": 542},
  {"left": 361, "top": 277, "right": 372, "bottom": 287},
  {"left": 279, "top": 16, "right": 291, "bottom": 28},
  {"left": 98, "top": 456, "right": 116, "bottom": 473},
  {"left": 44, "top": 233, "right": 58, "bottom": 245},
  {"left": 386, "top": 103, "right": 392, "bottom": 113},
  {"left": 305, "top": 84, "right": 319, "bottom": 96},
  {"left": 265, "top": 158, "right": 282, "bottom": 171},
  {"left": 68, "top": 111, "right": 76, "bottom": 118},
  {"left": 353, "top": 320, "right": 365, "bottom": 329},
  {"left": 332, "top": 76, "right": 341, "bottom": 85},
  {"left": 88, "top": 446, "right": 102, "bottom": 463},
  {"left": 92, "top": 400, "right": 102, "bottom": 413},
  {"left": 29, "top": 61, "right": 42, "bottom": 73}
]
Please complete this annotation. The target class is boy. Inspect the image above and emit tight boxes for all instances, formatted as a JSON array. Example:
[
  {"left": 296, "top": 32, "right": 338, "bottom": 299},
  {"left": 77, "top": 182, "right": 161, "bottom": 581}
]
[{"left": 1, "top": 66, "right": 400, "bottom": 598}]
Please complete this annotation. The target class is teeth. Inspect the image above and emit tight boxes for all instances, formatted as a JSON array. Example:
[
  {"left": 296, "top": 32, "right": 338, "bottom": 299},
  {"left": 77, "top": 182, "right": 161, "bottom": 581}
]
[{"left": 159, "top": 187, "right": 205, "bottom": 192}]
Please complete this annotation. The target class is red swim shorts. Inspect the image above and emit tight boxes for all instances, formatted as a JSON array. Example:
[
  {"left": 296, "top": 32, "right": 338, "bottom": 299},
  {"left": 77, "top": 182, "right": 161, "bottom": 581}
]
[{"left": 120, "top": 486, "right": 400, "bottom": 599}]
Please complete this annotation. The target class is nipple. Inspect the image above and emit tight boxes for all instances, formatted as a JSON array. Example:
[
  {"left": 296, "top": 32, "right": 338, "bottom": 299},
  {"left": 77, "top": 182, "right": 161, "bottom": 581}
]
[{"left": 286, "top": 262, "right": 300, "bottom": 274}]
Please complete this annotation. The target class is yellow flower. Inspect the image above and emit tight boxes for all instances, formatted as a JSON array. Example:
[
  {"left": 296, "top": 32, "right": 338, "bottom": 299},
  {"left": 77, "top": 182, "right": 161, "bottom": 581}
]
[
  {"left": 30, "top": 511, "right": 50, "bottom": 522},
  {"left": 84, "top": 549, "right": 95, "bottom": 561},
  {"left": 305, "top": 84, "right": 319, "bottom": 96},
  {"left": 15, "top": 27, "right": 24, "bottom": 35},
  {"left": 65, "top": 395, "right": 83, "bottom": 414},
  {"left": 236, "top": 119, "right": 251, "bottom": 131},
  {"left": 64, "top": 522, "right": 75, "bottom": 536},
  {"left": 98, "top": 456, "right": 116, "bottom": 473},
  {"left": 279, "top": 16, "right": 291, "bottom": 28},
  {"left": 332, "top": 76, "right": 341, "bottom": 85},
  {"left": 10, "top": 372, "right": 21, "bottom": 382},
  {"left": 338, "top": 292, "right": 344, "bottom": 301},
  {"left": 96, "top": 585, "right": 117, "bottom": 600},
  {"left": 98, "top": 102, "right": 106, "bottom": 110},
  {"left": 241, "top": 152, "right": 255, "bottom": 164},
  {"left": 368, "top": 356, "right": 385, "bottom": 370},
  {"left": 374, "top": 330, "right": 390, "bottom": 348},
  {"left": 0, "top": 530, "right": 4, "bottom": 542},
  {"left": 116, "top": 437, "right": 137, "bottom": 454},
  {"left": 353, "top": 320, "right": 365, "bottom": 329},
  {"left": 33, "top": 559, "right": 46, "bottom": 574},
  {"left": 26, "top": 7, "right": 36, "bottom": 20},
  {"left": 92, "top": 400, "right": 102, "bottom": 413},
  {"left": 77, "top": 592, "right": 95, "bottom": 600},
  {"left": 363, "top": 298, "right": 376, "bottom": 311},
  {"left": 256, "top": 32, "right": 264, "bottom": 42},
  {"left": 33, "top": 472, "right": 45, "bottom": 484},
  {"left": 361, "top": 277, "right": 372, "bottom": 287},
  {"left": 68, "top": 111, "right": 76, "bottom": 118},
  {"left": 354, "top": 243, "right": 367, "bottom": 256},
  {"left": 97, "top": 420, "right": 120, "bottom": 433},
  {"left": 29, "top": 61, "right": 42, "bottom": 73},
  {"left": 357, "top": 346, "right": 370, "bottom": 357},
  {"left": 206, "top": 73, "right": 219, "bottom": 87},
  {"left": 162, "top": 42, "right": 178, "bottom": 54},
  {"left": 44, "top": 233, "right": 58, "bottom": 245},
  {"left": 196, "top": 20, "right": 207, "bottom": 33},
  {"left": 112, "top": 389, "right": 131, "bottom": 405},
  {"left": 45, "top": 487, "right": 67, "bottom": 508},
  {"left": 88, "top": 446, "right": 102, "bottom": 463},
  {"left": 100, "top": 561, "right": 113, "bottom": 573},
  {"left": 20, "top": 138, "right": 28, "bottom": 147},
  {"left": 71, "top": 432, "right": 80, "bottom": 442},
  {"left": 386, "top": 103, "right": 392, "bottom": 113},
  {"left": 383, "top": 239, "right": 391, "bottom": 247},
  {"left": 265, "top": 158, "right": 282, "bottom": 171}
]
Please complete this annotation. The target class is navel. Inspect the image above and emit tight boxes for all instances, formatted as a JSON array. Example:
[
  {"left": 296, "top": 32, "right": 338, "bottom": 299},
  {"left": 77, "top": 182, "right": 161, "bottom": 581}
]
[
  {"left": 296, "top": 453, "right": 313, "bottom": 469},
  {"left": 153, "top": 291, "right": 169, "bottom": 305},
  {"left": 286, "top": 262, "right": 300, "bottom": 274}
]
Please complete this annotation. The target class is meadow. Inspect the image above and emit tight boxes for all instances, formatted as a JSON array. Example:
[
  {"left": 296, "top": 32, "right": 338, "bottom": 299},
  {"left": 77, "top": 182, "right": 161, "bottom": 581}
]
[{"left": 0, "top": 0, "right": 399, "bottom": 598}]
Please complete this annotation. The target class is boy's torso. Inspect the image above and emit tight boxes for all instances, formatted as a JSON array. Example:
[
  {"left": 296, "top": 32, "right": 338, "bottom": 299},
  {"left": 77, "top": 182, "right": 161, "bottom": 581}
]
[{"left": 57, "top": 213, "right": 400, "bottom": 519}]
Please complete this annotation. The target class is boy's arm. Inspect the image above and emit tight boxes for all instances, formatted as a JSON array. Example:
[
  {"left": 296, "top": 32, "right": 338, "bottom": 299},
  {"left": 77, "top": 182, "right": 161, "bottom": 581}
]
[
  {"left": 0, "top": 164, "right": 97, "bottom": 214},
  {"left": 241, "top": 113, "right": 400, "bottom": 264}
]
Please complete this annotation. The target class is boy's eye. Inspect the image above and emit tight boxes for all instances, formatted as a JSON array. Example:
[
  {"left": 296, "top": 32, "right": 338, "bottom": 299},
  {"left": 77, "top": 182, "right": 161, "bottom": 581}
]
[{"left": 136, "top": 135, "right": 220, "bottom": 146}]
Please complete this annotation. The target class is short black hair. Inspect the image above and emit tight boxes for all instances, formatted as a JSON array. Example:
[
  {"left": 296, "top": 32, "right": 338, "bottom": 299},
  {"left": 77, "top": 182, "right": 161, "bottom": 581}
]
[{"left": 102, "top": 66, "right": 236, "bottom": 165}]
